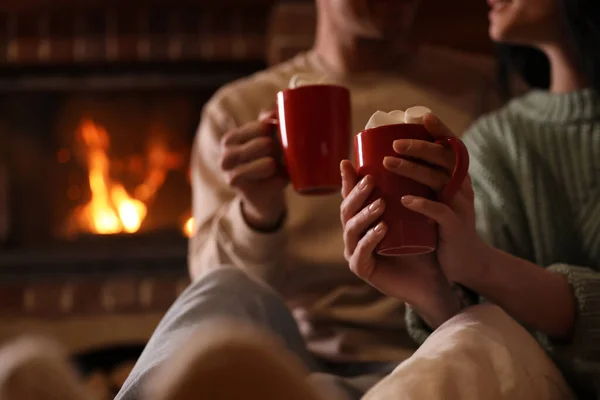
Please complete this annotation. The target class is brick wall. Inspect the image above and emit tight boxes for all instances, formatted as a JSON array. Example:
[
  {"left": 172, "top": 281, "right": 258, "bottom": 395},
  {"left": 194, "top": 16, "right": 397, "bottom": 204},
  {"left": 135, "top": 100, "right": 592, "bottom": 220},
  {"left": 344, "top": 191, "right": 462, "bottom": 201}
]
[{"left": 0, "top": 3, "right": 275, "bottom": 65}]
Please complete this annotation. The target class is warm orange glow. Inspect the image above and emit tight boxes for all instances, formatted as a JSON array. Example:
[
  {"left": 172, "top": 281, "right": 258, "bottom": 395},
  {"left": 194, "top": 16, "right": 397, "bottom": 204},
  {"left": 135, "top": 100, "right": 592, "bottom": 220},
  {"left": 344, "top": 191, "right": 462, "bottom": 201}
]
[
  {"left": 69, "top": 119, "right": 186, "bottom": 236},
  {"left": 183, "top": 217, "right": 194, "bottom": 238},
  {"left": 111, "top": 184, "right": 147, "bottom": 233},
  {"left": 57, "top": 148, "right": 71, "bottom": 163},
  {"left": 135, "top": 137, "right": 183, "bottom": 202},
  {"left": 67, "top": 185, "right": 81, "bottom": 201},
  {"left": 74, "top": 120, "right": 148, "bottom": 235}
]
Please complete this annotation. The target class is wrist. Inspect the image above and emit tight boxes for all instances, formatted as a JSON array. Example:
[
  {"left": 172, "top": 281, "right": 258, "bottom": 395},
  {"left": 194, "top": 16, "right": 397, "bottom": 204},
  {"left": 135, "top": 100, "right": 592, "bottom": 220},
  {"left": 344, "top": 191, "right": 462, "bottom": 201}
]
[
  {"left": 411, "top": 279, "right": 462, "bottom": 330},
  {"left": 241, "top": 199, "right": 286, "bottom": 232},
  {"left": 459, "top": 241, "right": 494, "bottom": 288}
]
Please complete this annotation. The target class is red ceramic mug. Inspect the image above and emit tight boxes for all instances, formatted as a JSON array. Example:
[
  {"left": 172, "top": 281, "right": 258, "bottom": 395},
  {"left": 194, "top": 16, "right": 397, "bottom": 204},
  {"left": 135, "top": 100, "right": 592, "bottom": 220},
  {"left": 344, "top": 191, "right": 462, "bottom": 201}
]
[
  {"left": 270, "top": 84, "right": 351, "bottom": 195},
  {"left": 354, "top": 123, "right": 469, "bottom": 256}
]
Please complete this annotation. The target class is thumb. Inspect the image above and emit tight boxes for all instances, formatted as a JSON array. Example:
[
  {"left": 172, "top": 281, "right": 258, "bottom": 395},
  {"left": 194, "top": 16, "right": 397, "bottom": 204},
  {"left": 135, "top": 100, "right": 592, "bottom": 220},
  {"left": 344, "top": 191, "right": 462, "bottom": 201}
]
[
  {"left": 258, "top": 108, "right": 277, "bottom": 122},
  {"left": 340, "top": 160, "right": 357, "bottom": 199}
]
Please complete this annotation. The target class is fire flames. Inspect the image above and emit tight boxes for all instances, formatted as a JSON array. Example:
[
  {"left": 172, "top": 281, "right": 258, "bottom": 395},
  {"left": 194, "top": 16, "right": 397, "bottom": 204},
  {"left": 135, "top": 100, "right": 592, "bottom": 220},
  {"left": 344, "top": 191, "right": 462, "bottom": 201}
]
[
  {"left": 71, "top": 119, "right": 183, "bottom": 235},
  {"left": 183, "top": 217, "right": 194, "bottom": 238}
]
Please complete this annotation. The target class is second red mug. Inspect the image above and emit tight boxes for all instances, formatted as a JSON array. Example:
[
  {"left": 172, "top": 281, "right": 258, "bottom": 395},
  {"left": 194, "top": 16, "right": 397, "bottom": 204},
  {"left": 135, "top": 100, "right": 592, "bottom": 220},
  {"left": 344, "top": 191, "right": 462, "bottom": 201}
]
[
  {"left": 354, "top": 123, "right": 469, "bottom": 256},
  {"left": 272, "top": 84, "right": 351, "bottom": 195}
]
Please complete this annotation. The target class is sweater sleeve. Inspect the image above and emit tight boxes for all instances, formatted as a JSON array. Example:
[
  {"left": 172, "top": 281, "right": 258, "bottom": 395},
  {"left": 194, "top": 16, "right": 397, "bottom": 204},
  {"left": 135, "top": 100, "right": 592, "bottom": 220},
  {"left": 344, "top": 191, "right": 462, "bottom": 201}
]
[
  {"left": 537, "top": 265, "right": 600, "bottom": 361},
  {"left": 187, "top": 97, "right": 286, "bottom": 286},
  {"left": 456, "top": 120, "right": 600, "bottom": 363}
]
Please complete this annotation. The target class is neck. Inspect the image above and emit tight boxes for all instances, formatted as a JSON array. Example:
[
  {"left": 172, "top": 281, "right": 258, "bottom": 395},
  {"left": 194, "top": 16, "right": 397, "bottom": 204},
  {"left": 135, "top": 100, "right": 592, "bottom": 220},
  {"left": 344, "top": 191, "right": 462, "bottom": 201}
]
[
  {"left": 540, "top": 44, "right": 587, "bottom": 93},
  {"left": 312, "top": 20, "right": 415, "bottom": 75}
]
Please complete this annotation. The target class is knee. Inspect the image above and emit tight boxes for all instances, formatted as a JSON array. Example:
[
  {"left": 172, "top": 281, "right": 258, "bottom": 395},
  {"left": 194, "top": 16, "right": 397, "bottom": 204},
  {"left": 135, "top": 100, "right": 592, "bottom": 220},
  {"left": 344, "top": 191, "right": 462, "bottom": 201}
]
[
  {"left": 0, "top": 337, "right": 87, "bottom": 400},
  {"left": 456, "top": 304, "right": 529, "bottom": 341},
  {"left": 150, "top": 323, "right": 318, "bottom": 400},
  {"left": 432, "top": 304, "right": 546, "bottom": 364}
]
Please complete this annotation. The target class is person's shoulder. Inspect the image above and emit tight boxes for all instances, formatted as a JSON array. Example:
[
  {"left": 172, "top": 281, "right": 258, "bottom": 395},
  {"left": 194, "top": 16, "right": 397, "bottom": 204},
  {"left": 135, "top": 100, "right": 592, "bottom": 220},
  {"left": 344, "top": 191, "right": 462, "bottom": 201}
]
[
  {"left": 204, "top": 53, "right": 314, "bottom": 125},
  {"left": 463, "top": 93, "right": 531, "bottom": 152}
]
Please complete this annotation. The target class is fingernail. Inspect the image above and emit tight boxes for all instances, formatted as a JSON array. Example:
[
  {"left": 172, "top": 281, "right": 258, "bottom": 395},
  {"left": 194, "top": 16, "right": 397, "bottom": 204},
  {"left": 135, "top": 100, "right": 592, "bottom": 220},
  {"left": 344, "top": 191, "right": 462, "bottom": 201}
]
[
  {"left": 368, "top": 198, "right": 382, "bottom": 212},
  {"left": 359, "top": 176, "right": 370, "bottom": 189},
  {"left": 383, "top": 157, "right": 401, "bottom": 168},
  {"left": 373, "top": 222, "right": 386, "bottom": 233},
  {"left": 401, "top": 196, "right": 415, "bottom": 205}
]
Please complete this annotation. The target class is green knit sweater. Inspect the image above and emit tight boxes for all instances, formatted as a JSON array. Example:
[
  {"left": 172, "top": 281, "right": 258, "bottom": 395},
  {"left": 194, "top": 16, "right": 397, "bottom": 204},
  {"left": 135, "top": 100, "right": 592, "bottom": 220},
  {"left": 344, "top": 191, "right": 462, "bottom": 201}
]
[{"left": 406, "top": 89, "right": 600, "bottom": 397}]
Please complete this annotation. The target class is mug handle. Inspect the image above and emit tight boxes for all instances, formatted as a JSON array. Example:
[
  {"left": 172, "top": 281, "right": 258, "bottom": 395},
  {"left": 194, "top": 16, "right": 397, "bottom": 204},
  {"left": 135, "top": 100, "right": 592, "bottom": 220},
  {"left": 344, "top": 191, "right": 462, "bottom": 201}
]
[
  {"left": 434, "top": 137, "right": 469, "bottom": 203},
  {"left": 262, "top": 115, "right": 289, "bottom": 180}
]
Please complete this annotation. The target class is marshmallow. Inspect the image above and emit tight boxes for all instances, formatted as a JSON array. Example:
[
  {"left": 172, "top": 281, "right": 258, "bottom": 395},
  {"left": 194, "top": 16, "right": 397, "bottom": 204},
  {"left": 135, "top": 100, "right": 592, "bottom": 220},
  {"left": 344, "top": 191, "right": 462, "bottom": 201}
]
[
  {"left": 289, "top": 73, "right": 336, "bottom": 89},
  {"left": 404, "top": 106, "right": 431, "bottom": 124},
  {"left": 364, "top": 107, "right": 433, "bottom": 130},
  {"left": 388, "top": 110, "right": 406, "bottom": 122},
  {"left": 365, "top": 110, "right": 403, "bottom": 130}
]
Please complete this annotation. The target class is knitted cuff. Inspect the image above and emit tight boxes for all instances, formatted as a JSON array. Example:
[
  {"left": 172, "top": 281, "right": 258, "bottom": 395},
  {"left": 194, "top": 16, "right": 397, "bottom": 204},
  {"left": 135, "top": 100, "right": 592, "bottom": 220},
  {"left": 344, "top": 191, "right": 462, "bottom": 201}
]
[
  {"left": 405, "top": 305, "right": 432, "bottom": 346},
  {"left": 226, "top": 197, "right": 287, "bottom": 262},
  {"left": 405, "top": 285, "right": 476, "bottom": 346},
  {"left": 538, "top": 264, "right": 600, "bottom": 360}
]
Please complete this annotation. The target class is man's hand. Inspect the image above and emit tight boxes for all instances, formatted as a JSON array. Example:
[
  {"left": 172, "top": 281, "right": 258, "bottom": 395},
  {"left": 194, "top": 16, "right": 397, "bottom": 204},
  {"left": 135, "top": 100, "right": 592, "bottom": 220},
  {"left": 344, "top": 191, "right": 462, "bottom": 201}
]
[
  {"left": 340, "top": 160, "right": 461, "bottom": 329},
  {"left": 220, "top": 111, "right": 287, "bottom": 231}
]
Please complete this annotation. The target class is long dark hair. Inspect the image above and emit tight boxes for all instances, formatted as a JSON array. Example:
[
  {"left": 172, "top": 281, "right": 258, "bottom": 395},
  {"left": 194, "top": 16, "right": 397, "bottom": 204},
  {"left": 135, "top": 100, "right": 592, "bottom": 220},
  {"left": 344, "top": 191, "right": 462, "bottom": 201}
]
[{"left": 498, "top": 0, "right": 600, "bottom": 99}]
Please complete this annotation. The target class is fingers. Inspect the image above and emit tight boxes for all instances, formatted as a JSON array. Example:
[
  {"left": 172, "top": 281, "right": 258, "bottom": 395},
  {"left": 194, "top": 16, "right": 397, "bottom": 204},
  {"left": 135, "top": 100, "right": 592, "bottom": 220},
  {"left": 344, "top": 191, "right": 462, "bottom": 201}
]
[
  {"left": 383, "top": 156, "right": 448, "bottom": 192},
  {"left": 258, "top": 109, "right": 277, "bottom": 122},
  {"left": 221, "top": 137, "right": 274, "bottom": 171},
  {"left": 340, "top": 175, "right": 374, "bottom": 227},
  {"left": 401, "top": 196, "right": 458, "bottom": 229},
  {"left": 220, "top": 120, "right": 279, "bottom": 185},
  {"left": 343, "top": 198, "right": 385, "bottom": 260},
  {"left": 392, "top": 139, "right": 456, "bottom": 171},
  {"left": 349, "top": 222, "right": 387, "bottom": 280},
  {"left": 422, "top": 114, "right": 457, "bottom": 139},
  {"left": 221, "top": 120, "right": 272, "bottom": 147},
  {"left": 225, "top": 157, "right": 277, "bottom": 187},
  {"left": 340, "top": 160, "right": 357, "bottom": 199}
]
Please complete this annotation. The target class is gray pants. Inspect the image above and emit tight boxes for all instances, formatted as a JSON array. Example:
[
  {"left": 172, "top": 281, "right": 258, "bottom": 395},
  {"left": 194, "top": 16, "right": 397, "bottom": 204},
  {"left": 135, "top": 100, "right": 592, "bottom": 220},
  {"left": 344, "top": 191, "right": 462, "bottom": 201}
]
[{"left": 115, "top": 267, "right": 395, "bottom": 400}]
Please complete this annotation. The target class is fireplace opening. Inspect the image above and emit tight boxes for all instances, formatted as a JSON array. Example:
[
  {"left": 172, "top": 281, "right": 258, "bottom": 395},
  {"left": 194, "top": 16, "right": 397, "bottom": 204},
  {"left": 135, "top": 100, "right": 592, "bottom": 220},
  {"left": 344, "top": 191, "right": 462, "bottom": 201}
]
[
  {"left": 57, "top": 94, "right": 193, "bottom": 240},
  {"left": 0, "top": 63, "right": 264, "bottom": 274}
]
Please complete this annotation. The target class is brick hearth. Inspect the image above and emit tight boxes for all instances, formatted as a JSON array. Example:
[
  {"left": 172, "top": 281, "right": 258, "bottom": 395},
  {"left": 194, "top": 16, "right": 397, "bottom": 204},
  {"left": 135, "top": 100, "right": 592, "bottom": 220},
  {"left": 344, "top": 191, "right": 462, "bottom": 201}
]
[{"left": 0, "top": 275, "right": 189, "bottom": 317}]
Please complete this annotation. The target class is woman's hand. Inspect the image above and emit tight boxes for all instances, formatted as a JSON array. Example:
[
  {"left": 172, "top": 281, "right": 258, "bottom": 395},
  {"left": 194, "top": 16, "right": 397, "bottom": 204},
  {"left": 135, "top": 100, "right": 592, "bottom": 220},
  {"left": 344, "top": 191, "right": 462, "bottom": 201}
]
[
  {"left": 382, "top": 114, "right": 489, "bottom": 285},
  {"left": 340, "top": 160, "right": 461, "bottom": 329}
]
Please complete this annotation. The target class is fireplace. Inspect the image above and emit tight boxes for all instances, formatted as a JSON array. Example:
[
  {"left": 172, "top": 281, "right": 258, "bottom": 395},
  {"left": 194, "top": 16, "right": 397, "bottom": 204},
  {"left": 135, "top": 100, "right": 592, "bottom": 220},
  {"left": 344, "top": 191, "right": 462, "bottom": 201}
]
[
  {"left": 0, "top": 0, "right": 275, "bottom": 278},
  {"left": 6, "top": 89, "right": 194, "bottom": 240},
  {"left": 0, "top": 62, "right": 267, "bottom": 277}
]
